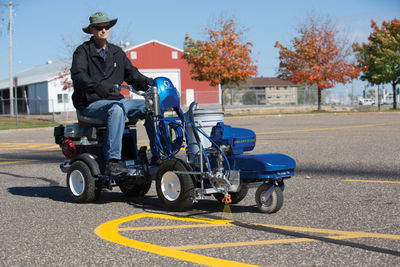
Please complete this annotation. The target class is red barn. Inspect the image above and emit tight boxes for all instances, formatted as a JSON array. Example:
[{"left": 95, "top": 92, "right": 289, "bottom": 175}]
[{"left": 123, "top": 40, "right": 220, "bottom": 106}]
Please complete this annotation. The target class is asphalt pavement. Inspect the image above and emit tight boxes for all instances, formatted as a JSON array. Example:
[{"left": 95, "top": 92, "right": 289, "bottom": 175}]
[{"left": 0, "top": 112, "right": 399, "bottom": 266}]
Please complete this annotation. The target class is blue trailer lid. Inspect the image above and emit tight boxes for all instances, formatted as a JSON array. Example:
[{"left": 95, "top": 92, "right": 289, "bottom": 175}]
[
  {"left": 227, "top": 153, "right": 296, "bottom": 180},
  {"left": 228, "top": 153, "right": 296, "bottom": 172}
]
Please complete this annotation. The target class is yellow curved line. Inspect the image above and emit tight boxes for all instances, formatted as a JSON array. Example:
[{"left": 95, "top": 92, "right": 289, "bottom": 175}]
[
  {"left": 95, "top": 212, "right": 400, "bottom": 265},
  {"left": 94, "top": 213, "right": 257, "bottom": 267}
]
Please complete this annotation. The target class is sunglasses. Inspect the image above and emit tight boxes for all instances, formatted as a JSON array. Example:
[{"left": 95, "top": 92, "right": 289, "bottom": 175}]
[{"left": 93, "top": 24, "right": 111, "bottom": 31}]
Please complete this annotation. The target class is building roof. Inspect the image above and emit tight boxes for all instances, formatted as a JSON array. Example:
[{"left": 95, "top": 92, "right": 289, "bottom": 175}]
[
  {"left": 123, "top": 40, "right": 183, "bottom": 52},
  {"left": 251, "top": 77, "right": 295, "bottom": 87},
  {"left": 0, "top": 59, "right": 71, "bottom": 90}
]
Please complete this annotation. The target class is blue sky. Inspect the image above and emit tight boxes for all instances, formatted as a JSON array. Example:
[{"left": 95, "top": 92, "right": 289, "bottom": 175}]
[{"left": 0, "top": 0, "right": 399, "bottom": 94}]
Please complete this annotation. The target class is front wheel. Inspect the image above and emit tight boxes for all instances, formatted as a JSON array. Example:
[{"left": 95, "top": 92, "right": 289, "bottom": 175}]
[
  {"left": 255, "top": 183, "right": 283, "bottom": 213},
  {"left": 156, "top": 159, "right": 195, "bottom": 211},
  {"left": 66, "top": 160, "right": 99, "bottom": 203}
]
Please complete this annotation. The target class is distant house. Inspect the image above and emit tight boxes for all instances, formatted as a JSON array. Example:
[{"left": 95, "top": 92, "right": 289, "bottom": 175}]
[
  {"left": 246, "top": 77, "right": 298, "bottom": 105},
  {"left": 0, "top": 40, "right": 220, "bottom": 115}
]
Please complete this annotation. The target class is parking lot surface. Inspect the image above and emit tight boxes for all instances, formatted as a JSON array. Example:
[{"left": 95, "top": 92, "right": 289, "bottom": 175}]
[{"left": 1, "top": 112, "right": 399, "bottom": 266}]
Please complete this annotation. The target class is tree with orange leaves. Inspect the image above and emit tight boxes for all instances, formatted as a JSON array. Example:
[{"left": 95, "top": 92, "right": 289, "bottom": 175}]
[
  {"left": 183, "top": 17, "right": 257, "bottom": 110},
  {"left": 275, "top": 15, "right": 360, "bottom": 110},
  {"left": 353, "top": 19, "right": 400, "bottom": 110},
  {"left": 57, "top": 67, "right": 73, "bottom": 91}
]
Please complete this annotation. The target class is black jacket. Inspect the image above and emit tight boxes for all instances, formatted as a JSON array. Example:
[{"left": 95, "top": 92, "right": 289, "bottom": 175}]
[{"left": 71, "top": 37, "right": 152, "bottom": 110}]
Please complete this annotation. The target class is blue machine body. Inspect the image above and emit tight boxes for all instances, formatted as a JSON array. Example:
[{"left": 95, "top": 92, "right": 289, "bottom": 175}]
[
  {"left": 153, "top": 76, "right": 296, "bottom": 181},
  {"left": 154, "top": 77, "right": 180, "bottom": 113},
  {"left": 153, "top": 77, "right": 185, "bottom": 158},
  {"left": 209, "top": 121, "right": 295, "bottom": 180},
  {"left": 210, "top": 122, "right": 256, "bottom": 155}
]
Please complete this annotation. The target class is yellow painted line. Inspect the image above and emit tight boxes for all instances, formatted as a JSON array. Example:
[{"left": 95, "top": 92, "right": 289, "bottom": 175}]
[
  {"left": 170, "top": 224, "right": 400, "bottom": 250},
  {"left": 0, "top": 143, "right": 17, "bottom": 147},
  {"left": 38, "top": 145, "right": 59, "bottom": 150},
  {"left": 171, "top": 237, "right": 314, "bottom": 250},
  {"left": 95, "top": 213, "right": 255, "bottom": 267},
  {"left": 0, "top": 142, "right": 59, "bottom": 151},
  {"left": 25, "top": 145, "right": 40, "bottom": 148},
  {"left": 343, "top": 179, "right": 400, "bottom": 184},
  {"left": 258, "top": 224, "right": 400, "bottom": 240},
  {"left": 0, "top": 142, "right": 45, "bottom": 146},
  {"left": 0, "top": 158, "right": 36, "bottom": 165},
  {"left": 170, "top": 234, "right": 354, "bottom": 250},
  {"left": 96, "top": 212, "right": 400, "bottom": 265},
  {"left": 0, "top": 160, "right": 26, "bottom": 165},
  {"left": 258, "top": 224, "right": 360, "bottom": 235},
  {"left": 119, "top": 223, "right": 231, "bottom": 231},
  {"left": 0, "top": 146, "right": 59, "bottom": 151},
  {"left": 171, "top": 232, "right": 400, "bottom": 251},
  {"left": 257, "top": 122, "right": 400, "bottom": 135}
]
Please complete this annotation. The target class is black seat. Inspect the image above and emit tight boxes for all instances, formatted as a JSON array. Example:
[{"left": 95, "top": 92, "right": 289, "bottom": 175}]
[{"left": 76, "top": 111, "right": 138, "bottom": 128}]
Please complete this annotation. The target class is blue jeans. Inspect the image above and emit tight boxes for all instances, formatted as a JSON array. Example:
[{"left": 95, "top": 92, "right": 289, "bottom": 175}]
[{"left": 80, "top": 98, "right": 157, "bottom": 162}]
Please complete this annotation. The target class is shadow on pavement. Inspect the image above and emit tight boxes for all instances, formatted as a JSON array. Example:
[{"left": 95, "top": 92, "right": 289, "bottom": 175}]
[
  {"left": 125, "top": 195, "right": 259, "bottom": 215},
  {"left": 296, "top": 165, "right": 400, "bottom": 180},
  {"left": 0, "top": 150, "right": 64, "bottom": 164},
  {"left": 8, "top": 185, "right": 69, "bottom": 202},
  {"left": 0, "top": 171, "right": 60, "bottom": 186}
]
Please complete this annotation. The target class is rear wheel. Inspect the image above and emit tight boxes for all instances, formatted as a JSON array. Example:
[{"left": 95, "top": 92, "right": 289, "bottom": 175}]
[
  {"left": 156, "top": 159, "right": 195, "bottom": 211},
  {"left": 66, "top": 160, "right": 99, "bottom": 203},
  {"left": 255, "top": 183, "right": 283, "bottom": 213}
]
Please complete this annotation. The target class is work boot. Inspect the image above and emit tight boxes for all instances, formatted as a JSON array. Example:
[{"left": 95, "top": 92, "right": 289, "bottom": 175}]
[{"left": 105, "top": 160, "right": 129, "bottom": 176}]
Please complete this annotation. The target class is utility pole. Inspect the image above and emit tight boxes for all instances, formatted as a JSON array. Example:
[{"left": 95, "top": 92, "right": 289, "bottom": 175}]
[
  {"left": 1, "top": 1, "right": 20, "bottom": 116},
  {"left": 351, "top": 80, "right": 354, "bottom": 106}
]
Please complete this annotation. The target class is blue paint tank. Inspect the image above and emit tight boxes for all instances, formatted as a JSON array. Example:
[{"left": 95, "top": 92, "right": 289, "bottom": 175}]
[{"left": 210, "top": 122, "right": 256, "bottom": 155}]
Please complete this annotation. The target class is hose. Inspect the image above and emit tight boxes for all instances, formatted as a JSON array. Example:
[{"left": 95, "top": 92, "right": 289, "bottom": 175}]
[{"left": 154, "top": 117, "right": 184, "bottom": 158}]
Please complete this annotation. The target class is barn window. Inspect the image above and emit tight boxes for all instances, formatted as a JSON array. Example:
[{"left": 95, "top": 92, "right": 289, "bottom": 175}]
[
  {"left": 172, "top": 51, "right": 178, "bottom": 59},
  {"left": 57, "top": 94, "right": 69, "bottom": 103},
  {"left": 130, "top": 51, "right": 137, "bottom": 59}
]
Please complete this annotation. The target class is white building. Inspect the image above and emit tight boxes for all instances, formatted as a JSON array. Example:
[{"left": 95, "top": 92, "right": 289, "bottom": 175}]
[{"left": 0, "top": 59, "right": 74, "bottom": 114}]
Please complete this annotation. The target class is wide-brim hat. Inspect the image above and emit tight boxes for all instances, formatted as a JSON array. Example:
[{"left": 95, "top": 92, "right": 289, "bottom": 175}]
[{"left": 82, "top": 11, "right": 118, "bottom": 34}]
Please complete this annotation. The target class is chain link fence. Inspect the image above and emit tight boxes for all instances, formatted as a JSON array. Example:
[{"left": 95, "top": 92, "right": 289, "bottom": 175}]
[
  {"left": 1, "top": 88, "right": 395, "bottom": 123},
  {"left": 221, "top": 88, "right": 356, "bottom": 107},
  {"left": 179, "top": 88, "right": 355, "bottom": 107},
  {"left": 0, "top": 97, "right": 75, "bottom": 122}
]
